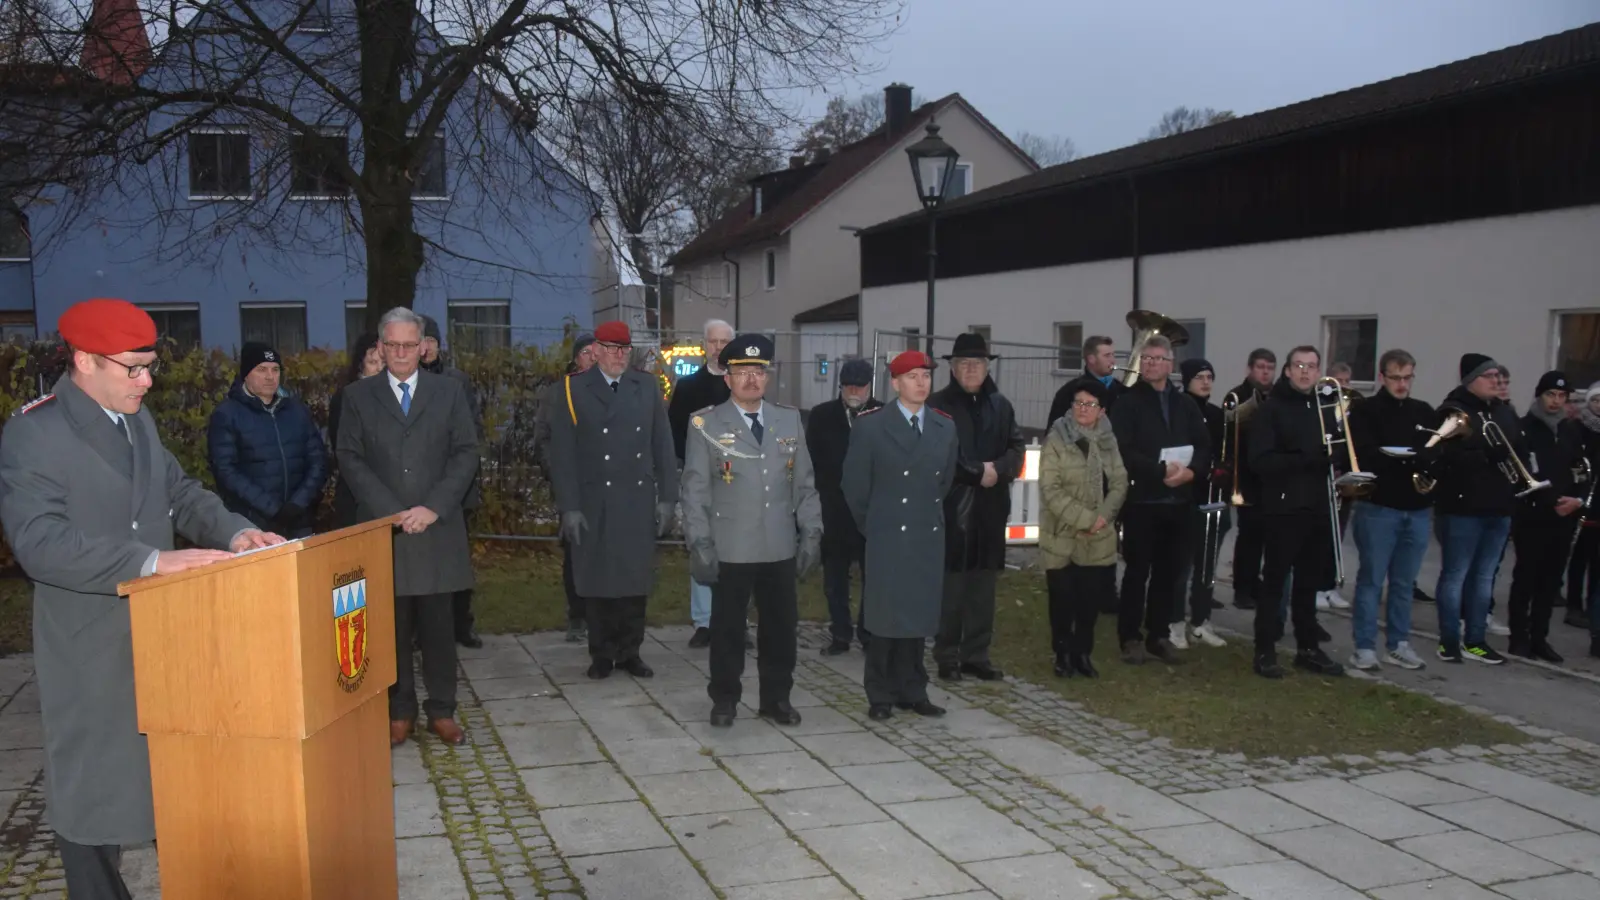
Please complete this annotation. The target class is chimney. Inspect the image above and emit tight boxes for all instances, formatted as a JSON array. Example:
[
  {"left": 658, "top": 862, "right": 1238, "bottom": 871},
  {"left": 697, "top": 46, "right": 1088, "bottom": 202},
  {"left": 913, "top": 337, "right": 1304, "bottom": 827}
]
[
  {"left": 789, "top": 155, "right": 806, "bottom": 169},
  {"left": 884, "top": 83, "right": 912, "bottom": 136},
  {"left": 82, "top": 0, "right": 151, "bottom": 85},
  {"left": 814, "top": 147, "right": 831, "bottom": 164}
]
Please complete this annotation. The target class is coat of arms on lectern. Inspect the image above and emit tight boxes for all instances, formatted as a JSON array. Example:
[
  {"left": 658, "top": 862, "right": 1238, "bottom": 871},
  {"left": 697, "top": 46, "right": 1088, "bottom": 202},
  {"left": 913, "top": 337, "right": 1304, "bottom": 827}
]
[{"left": 333, "top": 568, "right": 370, "bottom": 692}]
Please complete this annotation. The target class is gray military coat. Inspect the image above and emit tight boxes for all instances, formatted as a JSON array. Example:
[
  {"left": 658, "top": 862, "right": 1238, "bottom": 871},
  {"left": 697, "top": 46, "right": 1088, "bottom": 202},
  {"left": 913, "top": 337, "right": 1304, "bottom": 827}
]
[
  {"left": 546, "top": 366, "right": 677, "bottom": 598},
  {"left": 336, "top": 370, "right": 480, "bottom": 596},
  {"left": 0, "top": 375, "right": 252, "bottom": 845},
  {"left": 841, "top": 403, "right": 959, "bottom": 637},
  {"left": 681, "top": 400, "right": 822, "bottom": 564}
]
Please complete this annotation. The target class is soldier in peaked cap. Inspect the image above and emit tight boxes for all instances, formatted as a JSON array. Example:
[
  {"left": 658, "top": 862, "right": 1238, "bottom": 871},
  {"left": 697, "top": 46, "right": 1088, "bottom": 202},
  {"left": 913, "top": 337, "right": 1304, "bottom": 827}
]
[
  {"left": 842, "top": 349, "right": 958, "bottom": 720},
  {"left": 0, "top": 299, "right": 279, "bottom": 900},
  {"left": 682, "top": 334, "right": 822, "bottom": 727}
]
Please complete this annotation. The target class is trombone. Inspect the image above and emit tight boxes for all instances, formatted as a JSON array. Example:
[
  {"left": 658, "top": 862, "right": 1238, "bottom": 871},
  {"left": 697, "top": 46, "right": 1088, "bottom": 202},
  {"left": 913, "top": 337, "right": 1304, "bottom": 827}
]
[
  {"left": 1223, "top": 390, "right": 1259, "bottom": 506},
  {"left": 1479, "top": 414, "right": 1551, "bottom": 498},
  {"left": 1315, "top": 377, "right": 1375, "bottom": 587},
  {"left": 1410, "top": 408, "right": 1473, "bottom": 494},
  {"left": 1570, "top": 458, "right": 1595, "bottom": 561}
]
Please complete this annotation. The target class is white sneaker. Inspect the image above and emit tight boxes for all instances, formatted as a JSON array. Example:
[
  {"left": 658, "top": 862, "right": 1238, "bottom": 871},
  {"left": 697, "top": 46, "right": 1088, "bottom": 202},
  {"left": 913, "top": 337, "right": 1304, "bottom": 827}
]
[
  {"left": 1190, "top": 622, "right": 1227, "bottom": 647},
  {"left": 1168, "top": 622, "right": 1189, "bottom": 650},
  {"left": 1385, "top": 641, "right": 1426, "bottom": 670},
  {"left": 1349, "top": 648, "right": 1380, "bottom": 670},
  {"left": 1323, "top": 590, "right": 1350, "bottom": 610},
  {"left": 1487, "top": 616, "right": 1511, "bottom": 637},
  {"left": 1315, "top": 591, "right": 1332, "bottom": 610}
]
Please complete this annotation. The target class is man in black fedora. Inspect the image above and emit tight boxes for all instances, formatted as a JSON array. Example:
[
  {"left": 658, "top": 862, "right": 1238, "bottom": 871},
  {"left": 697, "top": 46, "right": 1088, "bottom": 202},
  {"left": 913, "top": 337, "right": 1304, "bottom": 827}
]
[{"left": 927, "top": 332, "right": 1025, "bottom": 680}]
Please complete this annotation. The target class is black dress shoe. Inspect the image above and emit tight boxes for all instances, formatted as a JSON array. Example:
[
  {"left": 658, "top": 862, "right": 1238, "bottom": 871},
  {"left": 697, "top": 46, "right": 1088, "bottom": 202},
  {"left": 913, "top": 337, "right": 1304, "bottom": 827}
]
[
  {"left": 907, "top": 700, "right": 946, "bottom": 717},
  {"left": 710, "top": 703, "right": 737, "bottom": 727},
  {"left": 587, "top": 659, "right": 614, "bottom": 679},
  {"left": 456, "top": 627, "right": 484, "bottom": 649},
  {"left": 1508, "top": 637, "right": 1534, "bottom": 659},
  {"left": 1294, "top": 647, "right": 1345, "bottom": 677},
  {"left": 1414, "top": 586, "right": 1435, "bottom": 603},
  {"left": 821, "top": 639, "right": 850, "bottom": 656},
  {"left": 960, "top": 662, "right": 1004, "bottom": 681},
  {"left": 1053, "top": 654, "right": 1072, "bottom": 678},
  {"left": 937, "top": 664, "right": 962, "bottom": 682},
  {"left": 619, "top": 657, "right": 654, "bottom": 678},
  {"left": 1313, "top": 623, "right": 1333, "bottom": 644},
  {"left": 1590, "top": 637, "right": 1600, "bottom": 659},
  {"left": 758, "top": 702, "right": 802, "bottom": 726},
  {"left": 688, "top": 627, "right": 711, "bottom": 648},
  {"left": 1531, "top": 641, "right": 1565, "bottom": 664},
  {"left": 1234, "top": 595, "right": 1257, "bottom": 610},
  {"left": 1072, "top": 653, "right": 1098, "bottom": 679},
  {"left": 867, "top": 704, "right": 893, "bottom": 720},
  {"left": 1253, "top": 653, "right": 1285, "bottom": 679}
]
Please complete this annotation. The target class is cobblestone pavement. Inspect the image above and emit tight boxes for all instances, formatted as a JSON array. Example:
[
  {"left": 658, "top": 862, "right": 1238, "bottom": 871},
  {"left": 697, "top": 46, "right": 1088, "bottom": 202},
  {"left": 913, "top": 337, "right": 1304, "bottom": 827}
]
[{"left": 5, "top": 626, "right": 1600, "bottom": 899}]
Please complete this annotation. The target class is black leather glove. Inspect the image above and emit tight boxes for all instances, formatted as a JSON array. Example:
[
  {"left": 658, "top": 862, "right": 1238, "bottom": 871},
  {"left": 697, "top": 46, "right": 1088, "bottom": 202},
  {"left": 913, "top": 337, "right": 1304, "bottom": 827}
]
[
  {"left": 275, "top": 501, "right": 305, "bottom": 530},
  {"left": 796, "top": 533, "right": 822, "bottom": 581},
  {"left": 656, "top": 501, "right": 676, "bottom": 538},
  {"left": 560, "top": 511, "right": 588, "bottom": 546},
  {"left": 689, "top": 542, "right": 719, "bottom": 585}
]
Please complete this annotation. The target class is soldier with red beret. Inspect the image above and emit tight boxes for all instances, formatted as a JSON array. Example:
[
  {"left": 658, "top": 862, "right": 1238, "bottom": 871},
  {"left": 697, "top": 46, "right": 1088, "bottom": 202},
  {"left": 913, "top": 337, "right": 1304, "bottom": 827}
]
[
  {"left": 841, "top": 349, "right": 959, "bottom": 719},
  {"left": 0, "top": 299, "right": 281, "bottom": 899}
]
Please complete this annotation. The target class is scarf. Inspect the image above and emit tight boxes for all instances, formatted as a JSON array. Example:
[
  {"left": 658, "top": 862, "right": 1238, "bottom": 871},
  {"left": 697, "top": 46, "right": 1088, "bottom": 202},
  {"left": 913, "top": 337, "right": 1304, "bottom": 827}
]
[
  {"left": 1584, "top": 382, "right": 1600, "bottom": 434},
  {"left": 1055, "top": 413, "right": 1110, "bottom": 500},
  {"left": 1530, "top": 403, "right": 1565, "bottom": 433}
]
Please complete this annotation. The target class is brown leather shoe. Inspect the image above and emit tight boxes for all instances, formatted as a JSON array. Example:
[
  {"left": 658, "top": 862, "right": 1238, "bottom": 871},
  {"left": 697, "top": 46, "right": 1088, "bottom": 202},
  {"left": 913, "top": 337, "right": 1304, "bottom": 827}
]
[
  {"left": 390, "top": 718, "right": 415, "bottom": 747},
  {"left": 428, "top": 717, "right": 466, "bottom": 745}
]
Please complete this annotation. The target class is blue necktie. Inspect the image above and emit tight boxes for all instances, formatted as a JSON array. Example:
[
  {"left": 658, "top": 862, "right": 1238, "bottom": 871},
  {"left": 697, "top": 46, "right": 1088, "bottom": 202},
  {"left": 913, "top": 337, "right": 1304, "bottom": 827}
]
[
  {"left": 400, "top": 382, "right": 412, "bottom": 416},
  {"left": 746, "top": 412, "right": 763, "bottom": 444}
]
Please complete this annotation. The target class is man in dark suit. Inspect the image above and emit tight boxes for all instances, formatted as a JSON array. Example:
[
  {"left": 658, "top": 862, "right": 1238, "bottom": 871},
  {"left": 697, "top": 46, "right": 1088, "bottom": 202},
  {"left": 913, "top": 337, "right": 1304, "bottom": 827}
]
[
  {"left": 337, "top": 307, "right": 481, "bottom": 746},
  {"left": 547, "top": 320, "right": 678, "bottom": 679},
  {"left": 805, "top": 357, "right": 881, "bottom": 655}
]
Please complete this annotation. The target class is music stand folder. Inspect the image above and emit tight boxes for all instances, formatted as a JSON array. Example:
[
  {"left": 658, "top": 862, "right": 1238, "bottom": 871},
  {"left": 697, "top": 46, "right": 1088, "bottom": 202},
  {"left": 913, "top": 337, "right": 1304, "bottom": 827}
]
[{"left": 118, "top": 516, "right": 401, "bottom": 900}]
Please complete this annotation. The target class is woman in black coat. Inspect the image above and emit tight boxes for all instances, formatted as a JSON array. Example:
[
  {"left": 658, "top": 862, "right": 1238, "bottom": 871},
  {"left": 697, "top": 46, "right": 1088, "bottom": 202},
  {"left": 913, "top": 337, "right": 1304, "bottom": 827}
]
[{"left": 328, "top": 332, "right": 383, "bottom": 527}]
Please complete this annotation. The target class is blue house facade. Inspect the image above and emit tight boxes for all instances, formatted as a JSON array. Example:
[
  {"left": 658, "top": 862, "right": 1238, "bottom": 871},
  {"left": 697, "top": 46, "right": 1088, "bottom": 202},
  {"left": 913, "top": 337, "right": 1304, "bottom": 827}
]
[{"left": 0, "top": 0, "right": 593, "bottom": 355}]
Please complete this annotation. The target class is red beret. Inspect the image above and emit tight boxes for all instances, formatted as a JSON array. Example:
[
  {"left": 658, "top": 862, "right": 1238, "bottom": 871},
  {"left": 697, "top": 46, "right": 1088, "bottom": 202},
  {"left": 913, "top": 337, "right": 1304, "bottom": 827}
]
[
  {"left": 594, "top": 321, "right": 631, "bottom": 344},
  {"left": 888, "top": 350, "right": 936, "bottom": 378},
  {"left": 59, "top": 298, "right": 158, "bottom": 356}
]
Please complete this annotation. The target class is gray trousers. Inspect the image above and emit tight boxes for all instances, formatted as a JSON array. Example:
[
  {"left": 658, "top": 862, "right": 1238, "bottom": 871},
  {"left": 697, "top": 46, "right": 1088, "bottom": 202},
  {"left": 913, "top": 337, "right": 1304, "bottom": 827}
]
[
  {"left": 933, "top": 569, "right": 999, "bottom": 667},
  {"left": 57, "top": 838, "right": 131, "bottom": 900}
]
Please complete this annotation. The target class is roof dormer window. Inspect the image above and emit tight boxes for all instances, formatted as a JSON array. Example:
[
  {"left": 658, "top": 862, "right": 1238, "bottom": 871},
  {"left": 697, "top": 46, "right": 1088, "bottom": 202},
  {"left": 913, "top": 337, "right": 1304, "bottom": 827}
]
[{"left": 754, "top": 186, "right": 763, "bottom": 216}]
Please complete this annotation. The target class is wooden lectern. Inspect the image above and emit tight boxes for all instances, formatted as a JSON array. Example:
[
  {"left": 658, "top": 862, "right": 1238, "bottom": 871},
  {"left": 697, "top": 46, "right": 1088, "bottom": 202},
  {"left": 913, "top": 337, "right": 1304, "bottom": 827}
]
[{"left": 118, "top": 517, "right": 401, "bottom": 900}]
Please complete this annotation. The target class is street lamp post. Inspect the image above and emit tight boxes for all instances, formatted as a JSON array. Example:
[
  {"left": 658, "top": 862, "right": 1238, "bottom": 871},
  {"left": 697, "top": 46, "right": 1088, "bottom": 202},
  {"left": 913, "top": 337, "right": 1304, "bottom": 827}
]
[{"left": 905, "top": 121, "right": 960, "bottom": 355}]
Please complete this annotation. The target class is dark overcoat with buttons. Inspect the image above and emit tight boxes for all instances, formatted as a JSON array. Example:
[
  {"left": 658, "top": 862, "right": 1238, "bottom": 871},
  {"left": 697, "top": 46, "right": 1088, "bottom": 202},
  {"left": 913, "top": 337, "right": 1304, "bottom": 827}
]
[
  {"left": 547, "top": 365, "right": 678, "bottom": 598},
  {"left": 841, "top": 403, "right": 959, "bottom": 637},
  {"left": 336, "top": 370, "right": 480, "bottom": 596},
  {"left": 0, "top": 374, "right": 252, "bottom": 845}
]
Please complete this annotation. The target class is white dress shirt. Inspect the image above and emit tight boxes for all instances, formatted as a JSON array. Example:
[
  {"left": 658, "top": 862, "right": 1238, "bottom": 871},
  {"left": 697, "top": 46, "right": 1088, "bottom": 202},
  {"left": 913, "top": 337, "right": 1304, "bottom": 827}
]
[{"left": 388, "top": 369, "right": 420, "bottom": 406}]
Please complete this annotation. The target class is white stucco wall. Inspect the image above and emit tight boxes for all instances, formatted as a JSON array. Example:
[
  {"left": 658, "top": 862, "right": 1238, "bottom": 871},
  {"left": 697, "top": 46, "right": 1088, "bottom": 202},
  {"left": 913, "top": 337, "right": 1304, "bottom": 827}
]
[{"left": 862, "top": 204, "right": 1600, "bottom": 425}]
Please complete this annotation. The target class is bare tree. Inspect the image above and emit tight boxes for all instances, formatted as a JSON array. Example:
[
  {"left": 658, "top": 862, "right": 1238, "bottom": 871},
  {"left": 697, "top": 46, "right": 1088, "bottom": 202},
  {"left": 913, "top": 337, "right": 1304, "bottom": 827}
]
[
  {"left": 0, "top": 0, "right": 77, "bottom": 65},
  {"left": 795, "top": 87, "right": 926, "bottom": 156},
  {"left": 2, "top": 0, "right": 905, "bottom": 331},
  {"left": 1144, "top": 106, "right": 1236, "bottom": 141},
  {"left": 1013, "top": 131, "right": 1076, "bottom": 167}
]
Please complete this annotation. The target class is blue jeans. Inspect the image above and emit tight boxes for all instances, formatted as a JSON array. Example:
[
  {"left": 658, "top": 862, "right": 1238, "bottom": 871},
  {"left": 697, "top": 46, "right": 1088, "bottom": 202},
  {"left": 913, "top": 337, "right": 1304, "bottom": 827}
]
[
  {"left": 690, "top": 577, "right": 713, "bottom": 628},
  {"left": 1351, "top": 502, "right": 1431, "bottom": 651},
  {"left": 1435, "top": 514, "right": 1512, "bottom": 647}
]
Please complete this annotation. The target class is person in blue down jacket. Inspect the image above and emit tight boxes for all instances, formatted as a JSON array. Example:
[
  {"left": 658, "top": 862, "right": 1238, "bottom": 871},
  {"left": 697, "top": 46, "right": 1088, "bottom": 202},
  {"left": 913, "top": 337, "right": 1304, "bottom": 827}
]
[{"left": 207, "top": 341, "right": 329, "bottom": 537}]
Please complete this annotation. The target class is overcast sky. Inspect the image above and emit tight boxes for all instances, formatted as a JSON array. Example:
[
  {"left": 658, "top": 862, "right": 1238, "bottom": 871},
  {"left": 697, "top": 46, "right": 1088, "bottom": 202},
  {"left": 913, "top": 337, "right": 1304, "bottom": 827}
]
[{"left": 817, "top": 0, "right": 1600, "bottom": 157}]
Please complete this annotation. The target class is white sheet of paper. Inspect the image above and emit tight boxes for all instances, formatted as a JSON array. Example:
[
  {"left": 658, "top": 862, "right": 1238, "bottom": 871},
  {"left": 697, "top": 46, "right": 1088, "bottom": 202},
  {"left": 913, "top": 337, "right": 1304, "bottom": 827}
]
[
  {"left": 233, "top": 536, "right": 307, "bottom": 558},
  {"left": 1159, "top": 445, "right": 1194, "bottom": 467}
]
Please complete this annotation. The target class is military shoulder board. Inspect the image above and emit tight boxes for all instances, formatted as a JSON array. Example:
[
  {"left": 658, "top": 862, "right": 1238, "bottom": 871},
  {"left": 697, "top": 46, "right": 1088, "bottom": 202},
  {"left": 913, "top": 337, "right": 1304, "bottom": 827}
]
[
  {"left": 855, "top": 406, "right": 883, "bottom": 417},
  {"left": 15, "top": 394, "right": 55, "bottom": 416},
  {"left": 931, "top": 407, "right": 954, "bottom": 419}
]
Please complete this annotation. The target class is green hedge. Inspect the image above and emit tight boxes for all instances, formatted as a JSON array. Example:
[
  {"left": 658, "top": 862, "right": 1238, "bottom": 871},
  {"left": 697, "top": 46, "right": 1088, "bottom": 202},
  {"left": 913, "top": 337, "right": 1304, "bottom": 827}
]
[{"left": 0, "top": 337, "right": 584, "bottom": 568}]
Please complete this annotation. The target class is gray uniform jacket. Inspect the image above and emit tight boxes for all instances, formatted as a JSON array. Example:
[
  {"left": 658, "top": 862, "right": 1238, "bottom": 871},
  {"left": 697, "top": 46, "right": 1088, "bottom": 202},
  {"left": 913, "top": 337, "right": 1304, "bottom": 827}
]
[
  {"left": 0, "top": 375, "right": 252, "bottom": 845},
  {"left": 336, "top": 370, "right": 479, "bottom": 596},
  {"left": 841, "top": 404, "right": 958, "bottom": 638},
  {"left": 681, "top": 400, "right": 822, "bottom": 564},
  {"left": 547, "top": 366, "right": 677, "bottom": 598}
]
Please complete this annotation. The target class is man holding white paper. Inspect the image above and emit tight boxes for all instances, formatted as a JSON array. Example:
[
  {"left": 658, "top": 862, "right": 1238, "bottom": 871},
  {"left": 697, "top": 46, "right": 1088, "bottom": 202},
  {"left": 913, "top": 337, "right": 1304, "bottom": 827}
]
[{"left": 1108, "top": 336, "right": 1212, "bottom": 665}]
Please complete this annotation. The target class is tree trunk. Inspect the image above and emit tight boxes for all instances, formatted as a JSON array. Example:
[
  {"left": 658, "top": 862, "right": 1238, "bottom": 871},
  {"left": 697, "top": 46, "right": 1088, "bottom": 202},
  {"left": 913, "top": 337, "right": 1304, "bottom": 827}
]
[
  {"left": 629, "top": 233, "right": 656, "bottom": 331},
  {"left": 357, "top": 0, "right": 422, "bottom": 337}
]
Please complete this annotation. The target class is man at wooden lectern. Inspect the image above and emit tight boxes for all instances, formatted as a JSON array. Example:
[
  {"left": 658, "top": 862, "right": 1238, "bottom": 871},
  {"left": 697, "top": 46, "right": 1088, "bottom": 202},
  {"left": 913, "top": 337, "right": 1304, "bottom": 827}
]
[{"left": 0, "top": 298, "right": 281, "bottom": 900}]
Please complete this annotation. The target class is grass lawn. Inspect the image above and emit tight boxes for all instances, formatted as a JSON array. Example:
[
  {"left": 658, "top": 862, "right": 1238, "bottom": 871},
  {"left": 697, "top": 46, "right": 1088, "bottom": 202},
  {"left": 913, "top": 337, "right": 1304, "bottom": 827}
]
[{"left": 0, "top": 546, "right": 1528, "bottom": 759}]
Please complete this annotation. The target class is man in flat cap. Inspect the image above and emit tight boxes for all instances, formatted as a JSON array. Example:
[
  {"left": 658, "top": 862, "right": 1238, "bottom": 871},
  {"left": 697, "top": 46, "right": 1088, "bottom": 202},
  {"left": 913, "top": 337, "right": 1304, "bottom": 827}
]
[
  {"left": 0, "top": 298, "right": 281, "bottom": 900},
  {"left": 681, "top": 334, "right": 821, "bottom": 727},
  {"left": 547, "top": 320, "right": 678, "bottom": 679},
  {"left": 806, "top": 356, "right": 882, "bottom": 655},
  {"left": 843, "top": 349, "right": 958, "bottom": 720}
]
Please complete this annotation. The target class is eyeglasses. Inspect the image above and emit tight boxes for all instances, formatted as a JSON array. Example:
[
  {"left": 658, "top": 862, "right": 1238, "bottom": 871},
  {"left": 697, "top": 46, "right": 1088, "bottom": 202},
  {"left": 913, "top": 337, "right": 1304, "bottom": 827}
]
[
  {"left": 1290, "top": 362, "right": 1320, "bottom": 372},
  {"left": 383, "top": 341, "right": 420, "bottom": 353},
  {"left": 730, "top": 368, "right": 769, "bottom": 379},
  {"left": 1139, "top": 355, "right": 1172, "bottom": 364},
  {"left": 1072, "top": 400, "right": 1101, "bottom": 410},
  {"left": 1382, "top": 372, "right": 1415, "bottom": 383},
  {"left": 597, "top": 341, "right": 632, "bottom": 352},
  {"left": 101, "top": 356, "right": 160, "bottom": 379}
]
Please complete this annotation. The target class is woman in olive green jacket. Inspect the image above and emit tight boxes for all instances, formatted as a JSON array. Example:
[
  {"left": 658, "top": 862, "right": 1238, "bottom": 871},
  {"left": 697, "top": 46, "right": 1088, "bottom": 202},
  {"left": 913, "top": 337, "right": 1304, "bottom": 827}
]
[{"left": 1040, "top": 379, "right": 1128, "bottom": 677}]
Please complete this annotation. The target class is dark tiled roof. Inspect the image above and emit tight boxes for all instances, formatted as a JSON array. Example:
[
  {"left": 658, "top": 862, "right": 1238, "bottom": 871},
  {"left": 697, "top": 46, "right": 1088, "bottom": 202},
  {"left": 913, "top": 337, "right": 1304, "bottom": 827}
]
[
  {"left": 671, "top": 94, "right": 980, "bottom": 266},
  {"left": 863, "top": 22, "right": 1600, "bottom": 235},
  {"left": 793, "top": 293, "right": 859, "bottom": 324}
]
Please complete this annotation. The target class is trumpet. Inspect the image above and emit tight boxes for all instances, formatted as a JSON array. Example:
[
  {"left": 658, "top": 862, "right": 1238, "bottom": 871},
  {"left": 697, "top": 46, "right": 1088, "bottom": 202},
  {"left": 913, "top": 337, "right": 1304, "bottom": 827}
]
[
  {"left": 1411, "top": 408, "right": 1473, "bottom": 493},
  {"left": 1315, "top": 377, "right": 1375, "bottom": 587},
  {"left": 1479, "top": 414, "right": 1551, "bottom": 498}
]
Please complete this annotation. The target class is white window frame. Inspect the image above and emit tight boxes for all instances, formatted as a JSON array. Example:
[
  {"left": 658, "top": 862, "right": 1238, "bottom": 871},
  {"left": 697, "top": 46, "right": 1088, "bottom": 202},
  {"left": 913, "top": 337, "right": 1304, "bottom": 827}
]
[
  {"left": 968, "top": 324, "right": 991, "bottom": 343},
  {"left": 763, "top": 248, "right": 777, "bottom": 291},
  {"left": 239, "top": 301, "right": 308, "bottom": 354},
  {"left": 296, "top": 0, "right": 332, "bottom": 33},
  {"left": 1322, "top": 315, "right": 1379, "bottom": 388},
  {"left": 721, "top": 261, "right": 733, "bottom": 299},
  {"left": 187, "top": 126, "right": 254, "bottom": 201},
  {"left": 0, "top": 214, "right": 28, "bottom": 262},
  {"left": 407, "top": 129, "right": 448, "bottom": 201},
  {"left": 287, "top": 127, "right": 351, "bottom": 201},
  {"left": 140, "top": 303, "right": 202, "bottom": 349},
  {"left": 447, "top": 299, "right": 512, "bottom": 351},
  {"left": 1552, "top": 309, "right": 1600, "bottom": 389},
  {"left": 933, "top": 161, "right": 974, "bottom": 200},
  {"left": 754, "top": 186, "right": 764, "bottom": 215},
  {"left": 1053, "top": 321, "right": 1084, "bottom": 374}
]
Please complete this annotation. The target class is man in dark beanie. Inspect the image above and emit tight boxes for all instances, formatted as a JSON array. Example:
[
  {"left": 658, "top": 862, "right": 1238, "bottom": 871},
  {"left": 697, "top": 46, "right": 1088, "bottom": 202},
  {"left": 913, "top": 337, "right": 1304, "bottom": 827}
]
[
  {"left": 927, "top": 333, "right": 1024, "bottom": 680},
  {"left": 419, "top": 315, "right": 486, "bottom": 648},
  {"left": 1171, "top": 358, "right": 1228, "bottom": 649},
  {"left": 806, "top": 356, "right": 883, "bottom": 654},
  {"left": 536, "top": 331, "right": 598, "bottom": 642},
  {"left": 1507, "top": 370, "right": 1584, "bottom": 663},
  {"left": 1226, "top": 348, "right": 1277, "bottom": 612}
]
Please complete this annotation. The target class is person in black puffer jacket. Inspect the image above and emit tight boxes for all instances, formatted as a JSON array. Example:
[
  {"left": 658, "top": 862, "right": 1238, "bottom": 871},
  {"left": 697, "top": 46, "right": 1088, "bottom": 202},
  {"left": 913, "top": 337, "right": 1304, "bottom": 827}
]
[
  {"left": 207, "top": 342, "right": 329, "bottom": 537},
  {"left": 1508, "top": 371, "right": 1585, "bottom": 663},
  {"left": 1246, "top": 346, "right": 1342, "bottom": 679},
  {"left": 1225, "top": 347, "right": 1277, "bottom": 611}
]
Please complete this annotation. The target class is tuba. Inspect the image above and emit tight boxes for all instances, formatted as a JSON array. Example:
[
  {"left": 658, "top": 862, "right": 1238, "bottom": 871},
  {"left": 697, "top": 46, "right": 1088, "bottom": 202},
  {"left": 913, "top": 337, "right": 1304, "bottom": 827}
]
[{"left": 1114, "top": 310, "right": 1190, "bottom": 388}]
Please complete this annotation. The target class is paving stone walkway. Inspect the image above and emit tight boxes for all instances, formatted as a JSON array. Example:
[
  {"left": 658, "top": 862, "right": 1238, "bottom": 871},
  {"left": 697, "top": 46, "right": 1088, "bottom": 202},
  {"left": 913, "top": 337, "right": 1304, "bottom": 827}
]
[{"left": 5, "top": 625, "right": 1600, "bottom": 899}]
